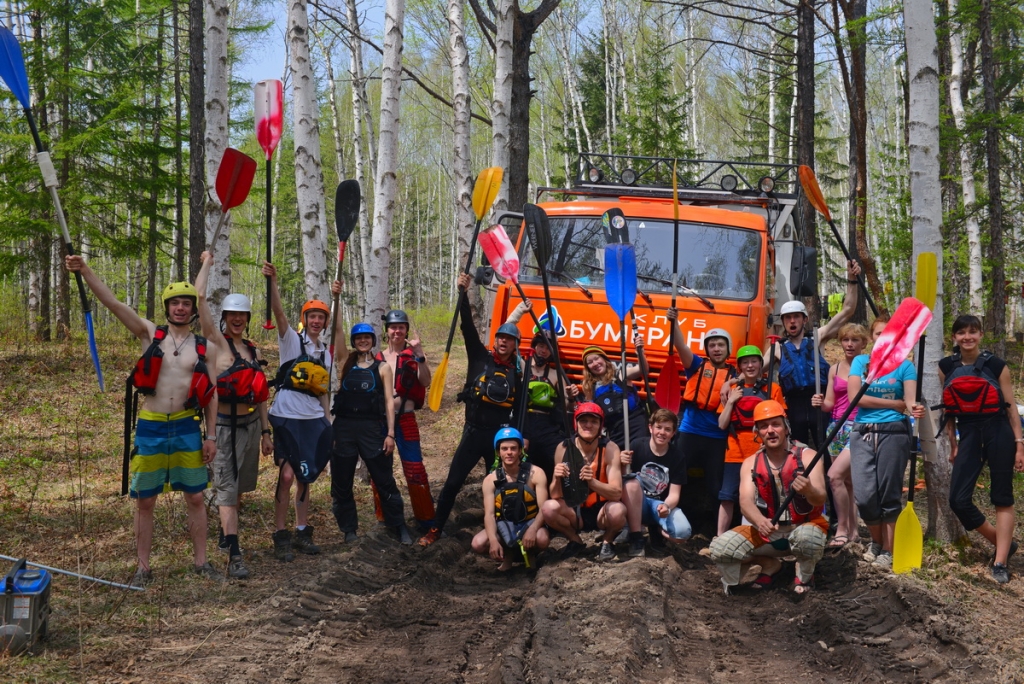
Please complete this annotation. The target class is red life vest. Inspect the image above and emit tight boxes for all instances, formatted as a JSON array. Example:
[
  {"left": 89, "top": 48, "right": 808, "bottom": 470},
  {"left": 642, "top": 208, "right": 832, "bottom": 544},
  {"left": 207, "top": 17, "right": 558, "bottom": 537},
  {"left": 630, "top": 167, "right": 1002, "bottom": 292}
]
[
  {"left": 683, "top": 360, "right": 735, "bottom": 412},
  {"left": 131, "top": 326, "right": 214, "bottom": 410},
  {"left": 751, "top": 443, "right": 821, "bottom": 524},
  {"left": 376, "top": 347, "right": 425, "bottom": 410},
  {"left": 940, "top": 351, "right": 1006, "bottom": 417},
  {"left": 583, "top": 442, "right": 609, "bottom": 509},
  {"left": 217, "top": 337, "right": 269, "bottom": 405},
  {"left": 730, "top": 379, "right": 769, "bottom": 430}
]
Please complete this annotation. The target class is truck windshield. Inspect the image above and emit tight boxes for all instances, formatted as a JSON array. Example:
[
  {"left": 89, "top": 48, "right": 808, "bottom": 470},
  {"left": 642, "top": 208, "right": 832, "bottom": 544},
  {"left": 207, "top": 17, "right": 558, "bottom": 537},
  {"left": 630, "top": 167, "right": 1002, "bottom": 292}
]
[{"left": 520, "top": 217, "right": 761, "bottom": 301}]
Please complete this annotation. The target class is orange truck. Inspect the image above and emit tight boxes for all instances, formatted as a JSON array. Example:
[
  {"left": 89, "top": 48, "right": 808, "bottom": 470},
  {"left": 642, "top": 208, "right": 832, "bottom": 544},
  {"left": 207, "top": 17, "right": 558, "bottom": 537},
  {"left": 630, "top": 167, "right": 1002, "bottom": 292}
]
[{"left": 483, "top": 153, "right": 817, "bottom": 386}]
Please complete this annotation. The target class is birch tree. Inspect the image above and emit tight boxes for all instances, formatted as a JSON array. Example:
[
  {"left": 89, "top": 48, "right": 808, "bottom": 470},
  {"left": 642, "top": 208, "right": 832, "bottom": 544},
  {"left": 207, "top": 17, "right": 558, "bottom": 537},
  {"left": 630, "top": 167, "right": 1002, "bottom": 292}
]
[
  {"left": 905, "top": 0, "right": 962, "bottom": 543},
  {"left": 346, "top": 0, "right": 372, "bottom": 316},
  {"left": 365, "top": 0, "right": 405, "bottom": 322},
  {"left": 490, "top": 0, "right": 513, "bottom": 212},
  {"left": 448, "top": 0, "right": 475, "bottom": 309},
  {"left": 288, "top": 0, "right": 330, "bottom": 303},
  {"left": 204, "top": 0, "right": 232, "bottom": 310}
]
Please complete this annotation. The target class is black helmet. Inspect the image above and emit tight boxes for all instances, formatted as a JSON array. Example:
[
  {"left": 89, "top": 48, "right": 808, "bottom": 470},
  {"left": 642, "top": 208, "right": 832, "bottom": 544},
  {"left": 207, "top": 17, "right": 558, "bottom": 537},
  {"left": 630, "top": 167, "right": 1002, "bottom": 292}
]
[
  {"left": 382, "top": 309, "right": 410, "bottom": 327},
  {"left": 530, "top": 330, "right": 557, "bottom": 361},
  {"left": 495, "top": 322, "right": 521, "bottom": 342}
]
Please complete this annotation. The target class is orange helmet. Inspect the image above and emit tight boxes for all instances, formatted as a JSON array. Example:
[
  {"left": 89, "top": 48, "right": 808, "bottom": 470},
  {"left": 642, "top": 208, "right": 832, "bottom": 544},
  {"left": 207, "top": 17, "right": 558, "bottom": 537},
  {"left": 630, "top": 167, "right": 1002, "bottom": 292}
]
[
  {"left": 753, "top": 400, "right": 787, "bottom": 424},
  {"left": 301, "top": 299, "right": 330, "bottom": 324}
]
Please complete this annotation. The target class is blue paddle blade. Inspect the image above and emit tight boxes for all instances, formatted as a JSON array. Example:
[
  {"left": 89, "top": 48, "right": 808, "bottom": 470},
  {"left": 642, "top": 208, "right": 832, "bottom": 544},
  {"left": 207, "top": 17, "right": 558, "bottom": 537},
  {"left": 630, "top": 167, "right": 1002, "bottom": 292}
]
[
  {"left": 604, "top": 243, "right": 637, "bottom": 322},
  {"left": 0, "top": 26, "right": 31, "bottom": 109},
  {"left": 84, "top": 310, "right": 105, "bottom": 392}
]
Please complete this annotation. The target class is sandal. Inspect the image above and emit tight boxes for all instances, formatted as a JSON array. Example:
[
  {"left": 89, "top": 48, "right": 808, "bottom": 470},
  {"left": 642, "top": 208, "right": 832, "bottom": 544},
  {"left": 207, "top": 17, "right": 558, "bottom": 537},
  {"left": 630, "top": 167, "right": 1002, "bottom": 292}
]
[
  {"left": 750, "top": 573, "right": 775, "bottom": 590},
  {"left": 827, "top": 535, "right": 849, "bottom": 550},
  {"left": 793, "top": 576, "right": 814, "bottom": 594}
]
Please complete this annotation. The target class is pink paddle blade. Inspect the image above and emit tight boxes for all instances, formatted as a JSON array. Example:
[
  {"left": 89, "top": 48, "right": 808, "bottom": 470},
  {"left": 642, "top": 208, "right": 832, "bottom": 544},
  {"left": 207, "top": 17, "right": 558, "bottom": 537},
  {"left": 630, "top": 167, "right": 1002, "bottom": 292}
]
[
  {"left": 867, "top": 297, "right": 932, "bottom": 382},
  {"left": 478, "top": 224, "right": 520, "bottom": 282},
  {"left": 215, "top": 148, "right": 257, "bottom": 210},
  {"left": 255, "top": 79, "right": 283, "bottom": 160}
]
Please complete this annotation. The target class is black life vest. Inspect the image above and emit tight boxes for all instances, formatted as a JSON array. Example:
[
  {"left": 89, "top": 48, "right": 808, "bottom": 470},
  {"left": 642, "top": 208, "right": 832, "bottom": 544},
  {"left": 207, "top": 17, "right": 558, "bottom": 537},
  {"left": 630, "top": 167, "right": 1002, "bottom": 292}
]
[
  {"left": 333, "top": 360, "right": 385, "bottom": 418},
  {"left": 494, "top": 462, "right": 539, "bottom": 524},
  {"left": 376, "top": 347, "right": 425, "bottom": 410},
  {"left": 459, "top": 353, "right": 519, "bottom": 416},
  {"left": 939, "top": 351, "right": 1006, "bottom": 418},
  {"left": 730, "top": 379, "right": 770, "bottom": 430},
  {"left": 217, "top": 337, "right": 270, "bottom": 405},
  {"left": 130, "top": 325, "right": 214, "bottom": 410},
  {"left": 752, "top": 443, "right": 820, "bottom": 525},
  {"left": 273, "top": 332, "right": 329, "bottom": 397}
]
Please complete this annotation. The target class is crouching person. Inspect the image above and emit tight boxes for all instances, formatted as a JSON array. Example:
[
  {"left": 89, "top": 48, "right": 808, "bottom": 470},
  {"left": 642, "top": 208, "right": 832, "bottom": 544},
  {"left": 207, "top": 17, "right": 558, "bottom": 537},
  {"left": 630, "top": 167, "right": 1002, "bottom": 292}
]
[
  {"left": 472, "top": 428, "right": 550, "bottom": 570},
  {"left": 710, "top": 400, "right": 828, "bottom": 594}
]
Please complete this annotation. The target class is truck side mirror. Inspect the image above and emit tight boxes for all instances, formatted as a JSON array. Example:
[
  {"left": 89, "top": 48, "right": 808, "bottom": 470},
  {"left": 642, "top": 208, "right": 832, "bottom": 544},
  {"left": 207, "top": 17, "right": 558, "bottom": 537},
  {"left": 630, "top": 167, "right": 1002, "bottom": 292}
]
[{"left": 790, "top": 246, "right": 818, "bottom": 298}]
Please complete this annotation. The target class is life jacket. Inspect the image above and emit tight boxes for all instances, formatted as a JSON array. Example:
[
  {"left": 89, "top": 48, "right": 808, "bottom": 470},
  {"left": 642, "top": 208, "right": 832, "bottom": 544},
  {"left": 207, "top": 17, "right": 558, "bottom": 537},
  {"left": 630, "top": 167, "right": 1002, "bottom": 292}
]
[
  {"left": 528, "top": 368, "right": 557, "bottom": 411},
  {"left": 376, "top": 347, "right": 426, "bottom": 410},
  {"left": 460, "top": 353, "right": 519, "bottom": 410},
  {"left": 333, "top": 360, "right": 385, "bottom": 418},
  {"left": 130, "top": 325, "right": 214, "bottom": 410},
  {"left": 582, "top": 441, "right": 610, "bottom": 509},
  {"left": 752, "top": 443, "right": 820, "bottom": 525},
  {"left": 273, "top": 332, "right": 329, "bottom": 397},
  {"left": 594, "top": 381, "right": 639, "bottom": 419},
  {"left": 939, "top": 351, "right": 1006, "bottom": 418},
  {"left": 779, "top": 339, "right": 829, "bottom": 394},
  {"left": 730, "top": 379, "right": 770, "bottom": 430},
  {"left": 217, "top": 338, "right": 270, "bottom": 405},
  {"left": 682, "top": 360, "right": 735, "bottom": 412},
  {"left": 494, "top": 462, "right": 539, "bottom": 524}
]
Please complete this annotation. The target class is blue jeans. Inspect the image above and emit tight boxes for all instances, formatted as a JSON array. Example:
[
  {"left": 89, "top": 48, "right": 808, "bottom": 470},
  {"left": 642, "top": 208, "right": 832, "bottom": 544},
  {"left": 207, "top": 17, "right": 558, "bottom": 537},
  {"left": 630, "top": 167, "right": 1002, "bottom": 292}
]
[{"left": 641, "top": 496, "right": 692, "bottom": 540}]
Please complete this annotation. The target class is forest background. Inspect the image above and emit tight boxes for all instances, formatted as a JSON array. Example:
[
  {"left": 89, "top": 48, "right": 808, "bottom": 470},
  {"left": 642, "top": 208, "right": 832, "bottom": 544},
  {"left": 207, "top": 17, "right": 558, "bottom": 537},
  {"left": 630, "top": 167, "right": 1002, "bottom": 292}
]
[{"left": 0, "top": 0, "right": 1017, "bottom": 539}]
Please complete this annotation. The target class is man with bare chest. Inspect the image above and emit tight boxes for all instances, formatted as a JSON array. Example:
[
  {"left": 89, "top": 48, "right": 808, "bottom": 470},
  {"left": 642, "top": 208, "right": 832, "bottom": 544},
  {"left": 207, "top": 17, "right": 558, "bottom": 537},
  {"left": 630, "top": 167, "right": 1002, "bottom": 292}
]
[{"left": 65, "top": 255, "right": 221, "bottom": 585}]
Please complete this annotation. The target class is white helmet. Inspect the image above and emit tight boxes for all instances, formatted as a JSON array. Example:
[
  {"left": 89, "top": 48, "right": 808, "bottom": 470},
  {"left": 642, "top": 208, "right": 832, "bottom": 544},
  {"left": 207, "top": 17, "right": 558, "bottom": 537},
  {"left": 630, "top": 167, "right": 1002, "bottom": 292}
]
[
  {"left": 222, "top": 293, "right": 252, "bottom": 314},
  {"left": 703, "top": 328, "right": 732, "bottom": 355},
  {"left": 780, "top": 300, "right": 808, "bottom": 317}
]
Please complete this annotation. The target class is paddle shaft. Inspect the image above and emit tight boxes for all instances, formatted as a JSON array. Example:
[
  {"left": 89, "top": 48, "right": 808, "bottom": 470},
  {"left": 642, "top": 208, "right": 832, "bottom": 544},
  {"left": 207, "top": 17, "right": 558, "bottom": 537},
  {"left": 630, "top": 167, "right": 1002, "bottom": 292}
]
[
  {"left": 909, "top": 333, "right": 926, "bottom": 503},
  {"left": 619, "top": 319, "right": 630, "bottom": 451},
  {"left": 812, "top": 327, "right": 837, "bottom": 521},
  {"left": 766, "top": 335, "right": 780, "bottom": 399},
  {"left": 0, "top": 553, "right": 144, "bottom": 592},
  {"left": 630, "top": 314, "right": 655, "bottom": 411},
  {"left": 512, "top": 281, "right": 572, "bottom": 389},
  {"left": 264, "top": 159, "right": 274, "bottom": 329},
  {"left": 824, "top": 216, "right": 878, "bottom": 317}
]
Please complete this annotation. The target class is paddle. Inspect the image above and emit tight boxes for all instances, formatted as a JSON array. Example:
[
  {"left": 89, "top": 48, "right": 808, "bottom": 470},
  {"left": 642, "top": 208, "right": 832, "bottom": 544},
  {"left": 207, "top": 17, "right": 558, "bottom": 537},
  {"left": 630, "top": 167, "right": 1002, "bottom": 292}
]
[
  {"left": 655, "top": 161, "right": 683, "bottom": 413},
  {"left": 427, "top": 167, "right": 503, "bottom": 412},
  {"left": 256, "top": 79, "right": 284, "bottom": 330},
  {"left": 813, "top": 326, "right": 838, "bottom": 525},
  {"left": 765, "top": 334, "right": 781, "bottom": 398},
  {"left": 208, "top": 148, "right": 257, "bottom": 249},
  {"left": 605, "top": 233, "right": 638, "bottom": 451},
  {"left": 0, "top": 26, "right": 104, "bottom": 391},
  {"left": 798, "top": 165, "right": 878, "bottom": 317},
  {"left": 771, "top": 297, "right": 933, "bottom": 524},
  {"left": 893, "top": 253, "right": 937, "bottom": 574},
  {"left": 329, "top": 180, "right": 361, "bottom": 358}
]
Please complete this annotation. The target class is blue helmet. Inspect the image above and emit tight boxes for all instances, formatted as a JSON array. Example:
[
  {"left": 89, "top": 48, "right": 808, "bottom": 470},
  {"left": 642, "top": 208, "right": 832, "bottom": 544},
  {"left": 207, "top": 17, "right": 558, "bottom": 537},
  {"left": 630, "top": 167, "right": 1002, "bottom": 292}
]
[
  {"left": 493, "top": 426, "right": 524, "bottom": 451},
  {"left": 496, "top": 322, "right": 521, "bottom": 342},
  {"left": 350, "top": 322, "right": 377, "bottom": 348}
]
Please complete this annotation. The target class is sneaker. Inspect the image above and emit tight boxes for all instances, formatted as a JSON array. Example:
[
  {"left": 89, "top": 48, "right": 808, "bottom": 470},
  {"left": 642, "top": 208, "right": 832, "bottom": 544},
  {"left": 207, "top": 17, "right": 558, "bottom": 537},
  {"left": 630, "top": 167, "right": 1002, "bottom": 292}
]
[
  {"left": 343, "top": 531, "right": 359, "bottom": 544},
  {"left": 193, "top": 562, "right": 224, "bottom": 581},
  {"left": 863, "top": 541, "right": 883, "bottom": 563},
  {"left": 391, "top": 524, "right": 413, "bottom": 546},
  {"left": 872, "top": 551, "right": 893, "bottom": 571},
  {"left": 131, "top": 567, "right": 153, "bottom": 588},
  {"left": 628, "top": 533, "right": 646, "bottom": 559},
  {"left": 994, "top": 540, "right": 1019, "bottom": 565},
  {"left": 292, "top": 526, "right": 321, "bottom": 555},
  {"left": 613, "top": 528, "right": 629, "bottom": 544},
  {"left": 418, "top": 527, "right": 442, "bottom": 547},
  {"left": 597, "top": 541, "right": 616, "bottom": 562},
  {"left": 561, "top": 540, "right": 586, "bottom": 559},
  {"left": 992, "top": 563, "right": 1010, "bottom": 584},
  {"left": 228, "top": 555, "right": 250, "bottom": 579}
]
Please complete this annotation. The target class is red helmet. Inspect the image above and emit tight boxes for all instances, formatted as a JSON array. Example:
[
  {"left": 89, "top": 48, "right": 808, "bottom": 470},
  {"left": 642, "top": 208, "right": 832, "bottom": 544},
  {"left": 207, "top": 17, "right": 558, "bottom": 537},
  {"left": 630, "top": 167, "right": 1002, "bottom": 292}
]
[{"left": 573, "top": 401, "right": 604, "bottom": 433}]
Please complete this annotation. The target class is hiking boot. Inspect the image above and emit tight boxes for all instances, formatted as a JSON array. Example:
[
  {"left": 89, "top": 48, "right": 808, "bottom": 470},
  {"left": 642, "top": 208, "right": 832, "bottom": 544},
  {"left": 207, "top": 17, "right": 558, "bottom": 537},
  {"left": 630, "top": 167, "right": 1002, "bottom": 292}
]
[
  {"left": 872, "top": 551, "right": 893, "bottom": 571},
  {"left": 418, "top": 527, "right": 442, "bottom": 548},
  {"left": 228, "top": 555, "right": 250, "bottom": 579},
  {"left": 272, "top": 529, "right": 295, "bottom": 563},
  {"left": 193, "top": 562, "right": 224, "bottom": 581},
  {"left": 390, "top": 524, "right": 413, "bottom": 546},
  {"left": 292, "top": 526, "right": 321, "bottom": 555},
  {"left": 561, "top": 540, "right": 586, "bottom": 560},
  {"left": 613, "top": 528, "right": 629, "bottom": 544},
  {"left": 597, "top": 542, "right": 616, "bottom": 562},
  {"left": 628, "top": 532, "right": 646, "bottom": 559},
  {"left": 131, "top": 567, "right": 153, "bottom": 588},
  {"left": 992, "top": 563, "right": 1010, "bottom": 584},
  {"left": 863, "top": 541, "right": 883, "bottom": 563}
]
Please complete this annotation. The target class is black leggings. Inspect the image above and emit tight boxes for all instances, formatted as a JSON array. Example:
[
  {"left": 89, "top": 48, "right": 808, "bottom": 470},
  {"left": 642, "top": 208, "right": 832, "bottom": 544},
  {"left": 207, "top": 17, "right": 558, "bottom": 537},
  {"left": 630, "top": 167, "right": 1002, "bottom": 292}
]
[
  {"left": 331, "top": 418, "right": 405, "bottom": 532},
  {"left": 432, "top": 423, "right": 498, "bottom": 532},
  {"left": 949, "top": 418, "right": 1016, "bottom": 530},
  {"left": 524, "top": 412, "right": 566, "bottom": 483},
  {"left": 785, "top": 389, "right": 823, "bottom": 449}
]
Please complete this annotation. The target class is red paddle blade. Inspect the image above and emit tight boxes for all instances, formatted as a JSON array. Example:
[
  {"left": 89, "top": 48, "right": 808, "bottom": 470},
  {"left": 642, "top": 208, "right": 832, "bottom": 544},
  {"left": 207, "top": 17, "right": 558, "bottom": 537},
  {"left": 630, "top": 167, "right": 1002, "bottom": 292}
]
[
  {"left": 867, "top": 297, "right": 932, "bottom": 382},
  {"left": 478, "top": 224, "right": 520, "bottom": 282},
  {"left": 215, "top": 148, "right": 257, "bottom": 210},
  {"left": 655, "top": 353, "right": 681, "bottom": 413},
  {"left": 255, "top": 79, "right": 284, "bottom": 160}
]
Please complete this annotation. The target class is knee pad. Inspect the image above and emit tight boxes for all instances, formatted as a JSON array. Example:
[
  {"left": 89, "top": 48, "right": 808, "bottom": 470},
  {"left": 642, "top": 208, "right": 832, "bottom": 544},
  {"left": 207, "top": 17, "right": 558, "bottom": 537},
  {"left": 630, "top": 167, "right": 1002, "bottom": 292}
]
[{"left": 710, "top": 529, "right": 755, "bottom": 564}]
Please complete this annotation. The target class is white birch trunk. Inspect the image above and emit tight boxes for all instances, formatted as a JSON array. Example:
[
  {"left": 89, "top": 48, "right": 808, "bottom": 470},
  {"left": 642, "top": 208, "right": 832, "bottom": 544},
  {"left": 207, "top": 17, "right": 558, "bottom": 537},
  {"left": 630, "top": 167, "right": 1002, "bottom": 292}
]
[
  {"left": 491, "top": 0, "right": 514, "bottom": 213},
  {"left": 204, "top": 0, "right": 231, "bottom": 311},
  {"left": 288, "top": 0, "right": 330, "bottom": 303},
  {"left": 346, "top": 0, "right": 371, "bottom": 316},
  {"left": 947, "top": 0, "right": 983, "bottom": 312},
  {"left": 905, "top": 0, "right": 963, "bottom": 543},
  {"left": 448, "top": 0, "right": 474, "bottom": 289},
  {"left": 366, "top": 0, "right": 405, "bottom": 322}
]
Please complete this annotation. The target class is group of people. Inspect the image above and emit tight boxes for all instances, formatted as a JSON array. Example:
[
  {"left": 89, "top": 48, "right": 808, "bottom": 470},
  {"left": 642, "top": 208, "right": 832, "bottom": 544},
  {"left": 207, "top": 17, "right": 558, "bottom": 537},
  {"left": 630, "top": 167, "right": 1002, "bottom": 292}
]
[{"left": 63, "top": 253, "right": 1024, "bottom": 590}]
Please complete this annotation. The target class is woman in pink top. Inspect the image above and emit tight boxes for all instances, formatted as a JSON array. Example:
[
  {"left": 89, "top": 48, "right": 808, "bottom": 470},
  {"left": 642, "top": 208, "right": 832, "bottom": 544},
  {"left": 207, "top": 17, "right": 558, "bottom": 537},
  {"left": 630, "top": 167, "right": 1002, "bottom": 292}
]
[{"left": 812, "top": 322, "right": 870, "bottom": 548}]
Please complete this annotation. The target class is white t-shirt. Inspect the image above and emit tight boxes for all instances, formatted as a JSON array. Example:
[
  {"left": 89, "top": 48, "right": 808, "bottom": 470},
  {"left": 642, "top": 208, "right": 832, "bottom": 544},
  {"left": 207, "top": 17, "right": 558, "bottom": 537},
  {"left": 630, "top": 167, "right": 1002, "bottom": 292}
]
[{"left": 269, "top": 326, "right": 332, "bottom": 420}]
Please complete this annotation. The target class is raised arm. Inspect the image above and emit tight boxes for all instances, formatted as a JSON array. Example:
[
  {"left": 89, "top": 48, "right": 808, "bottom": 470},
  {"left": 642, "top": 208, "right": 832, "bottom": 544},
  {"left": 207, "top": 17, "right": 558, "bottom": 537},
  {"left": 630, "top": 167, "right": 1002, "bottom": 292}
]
[
  {"left": 666, "top": 307, "right": 696, "bottom": 368},
  {"left": 458, "top": 273, "right": 487, "bottom": 359},
  {"left": 819, "top": 260, "right": 861, "bottom": 342},
  {"left": 195, "top": 251, "right": 226, "bottom": 348},
  {"left": 261, "top": 261, "right": 290, "bottom": 333},
  {"left": 65, "top": 255, "right": 153, "bottom": 341}
]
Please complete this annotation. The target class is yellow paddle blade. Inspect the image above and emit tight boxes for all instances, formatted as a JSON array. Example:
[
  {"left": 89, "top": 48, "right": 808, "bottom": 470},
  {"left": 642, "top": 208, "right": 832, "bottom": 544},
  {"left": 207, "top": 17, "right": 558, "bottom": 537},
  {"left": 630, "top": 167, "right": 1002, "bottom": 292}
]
[
  {"left": 798, "top": 164, "right": 832, "bottom": 222},
  {"left": 893, "top": 501, "right": 923, "bottom": 574},
  {"left": 427, "top": 352, "right": 450, "bottom": 412},
  {"left": 472, "top": 167, "right": 503, "bottom": 221},
  {"left": 672, "top": 159, "right": 679, "bottom": 222},
  {"left": 915, "top": 252, "right": 938, "bottom": 310}
]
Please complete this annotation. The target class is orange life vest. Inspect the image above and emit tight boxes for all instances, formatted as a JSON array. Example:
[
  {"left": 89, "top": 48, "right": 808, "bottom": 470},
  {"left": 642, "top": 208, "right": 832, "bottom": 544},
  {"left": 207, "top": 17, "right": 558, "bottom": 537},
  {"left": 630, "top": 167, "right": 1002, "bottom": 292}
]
[
  {"left": 683, "top": 360, "right": 735, "bottom": 412},
  {"left": 583, "top": 442, "right": 609, "bottom": 509}
]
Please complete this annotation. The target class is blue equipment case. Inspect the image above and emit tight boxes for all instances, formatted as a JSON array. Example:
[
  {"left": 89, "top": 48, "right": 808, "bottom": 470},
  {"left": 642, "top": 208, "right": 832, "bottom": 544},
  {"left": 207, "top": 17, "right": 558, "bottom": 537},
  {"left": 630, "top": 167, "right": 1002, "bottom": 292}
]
[{"left": 1, "top": 558, "right": 51, "bottom": 655}]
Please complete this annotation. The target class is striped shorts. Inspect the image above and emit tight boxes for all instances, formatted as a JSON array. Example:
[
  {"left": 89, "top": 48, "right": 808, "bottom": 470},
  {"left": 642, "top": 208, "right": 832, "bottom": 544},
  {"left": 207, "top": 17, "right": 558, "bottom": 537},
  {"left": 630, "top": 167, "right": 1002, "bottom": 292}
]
[{"left": 130, "top": 409, "right": 209, "bottom": 499}]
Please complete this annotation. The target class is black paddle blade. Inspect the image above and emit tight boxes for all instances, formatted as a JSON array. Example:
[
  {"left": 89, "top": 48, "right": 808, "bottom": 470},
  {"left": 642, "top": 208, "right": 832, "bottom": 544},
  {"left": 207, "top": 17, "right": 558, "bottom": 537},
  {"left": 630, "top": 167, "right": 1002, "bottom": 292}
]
[
  {"left": 523, "top": 203, "right": 552, "bottom": 271},
  {"left": 562, "top": 442, "right": 589, "bottom": 509},
  {"left": 602, "top": 207, "right": 627, "bottom": 243},
  {"left": 335, "top": 180, "right": 361, "bottom": 242}
]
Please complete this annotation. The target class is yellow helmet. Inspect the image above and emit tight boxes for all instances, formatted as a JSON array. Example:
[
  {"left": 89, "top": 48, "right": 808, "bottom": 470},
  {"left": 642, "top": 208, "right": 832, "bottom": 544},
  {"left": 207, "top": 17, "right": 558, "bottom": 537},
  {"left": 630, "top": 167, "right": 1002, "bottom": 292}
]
[{"left": 162, "top": 282, "right": 198, "bottom": 306}]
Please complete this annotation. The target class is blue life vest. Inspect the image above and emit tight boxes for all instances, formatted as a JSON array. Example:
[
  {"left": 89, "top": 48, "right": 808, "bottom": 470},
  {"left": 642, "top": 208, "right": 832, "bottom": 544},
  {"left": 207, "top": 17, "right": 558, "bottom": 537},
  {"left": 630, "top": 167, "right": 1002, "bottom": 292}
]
[
  {"left": 594, "top": 381, "right": 639, "bottom": 417},
  {"left": 778, "top": 340, "right": 829, "bottom": 394}
]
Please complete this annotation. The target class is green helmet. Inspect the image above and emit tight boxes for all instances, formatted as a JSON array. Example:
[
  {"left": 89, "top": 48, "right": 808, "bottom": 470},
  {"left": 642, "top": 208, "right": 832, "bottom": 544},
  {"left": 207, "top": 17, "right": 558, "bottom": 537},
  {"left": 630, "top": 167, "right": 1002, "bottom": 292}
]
[{"left": 736, "top": 345, "right": 763, "bottom": 364}]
